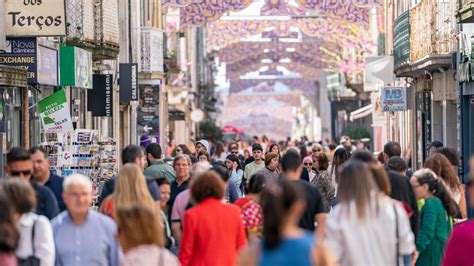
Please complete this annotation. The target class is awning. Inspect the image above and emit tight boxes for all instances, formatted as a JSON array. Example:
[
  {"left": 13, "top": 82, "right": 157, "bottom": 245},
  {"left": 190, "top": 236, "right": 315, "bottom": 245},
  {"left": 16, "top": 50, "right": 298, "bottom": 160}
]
[{"left": 350, "top": 104, "right": 373, "bottom": 121}]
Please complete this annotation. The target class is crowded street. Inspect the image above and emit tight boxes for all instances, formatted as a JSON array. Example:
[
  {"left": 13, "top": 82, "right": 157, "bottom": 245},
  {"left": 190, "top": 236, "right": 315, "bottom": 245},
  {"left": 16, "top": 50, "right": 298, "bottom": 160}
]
[{"left": 1, "top": 0, "right": 474, "bottom": 265}]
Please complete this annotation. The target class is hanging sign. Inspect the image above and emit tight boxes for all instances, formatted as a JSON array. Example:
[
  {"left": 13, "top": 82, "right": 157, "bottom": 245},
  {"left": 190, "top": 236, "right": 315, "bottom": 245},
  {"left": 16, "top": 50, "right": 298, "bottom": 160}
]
[
  {"left": 60, "top": 46, "right": 92, "bottom": 89},
  {"left": 381, "top": 86, "right": 407, "bottom": 112},
  {"left": 38, "top": 90, "right": 73, "bottom": 133},
  {"left": 37, "top": 45, "right": 58, "bottom": 86},
  {"left": 88, "top": 74, "right": 113, "bottom": 117},
  {"left": 0, "top": 37, "right": 37, "bottom": 84},
  {"left": 119, "top": 63, "right": 139, "bottom": 102},
  {"left": 5, "top": 0, "right": 66, "bottom": 36}
]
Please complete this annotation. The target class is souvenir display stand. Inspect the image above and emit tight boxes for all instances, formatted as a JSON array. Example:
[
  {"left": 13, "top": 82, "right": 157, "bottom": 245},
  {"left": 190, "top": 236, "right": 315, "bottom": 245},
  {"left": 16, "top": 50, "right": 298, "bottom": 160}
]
[{"left": 41, "top": 130, "right": 118, "bottom": 207}]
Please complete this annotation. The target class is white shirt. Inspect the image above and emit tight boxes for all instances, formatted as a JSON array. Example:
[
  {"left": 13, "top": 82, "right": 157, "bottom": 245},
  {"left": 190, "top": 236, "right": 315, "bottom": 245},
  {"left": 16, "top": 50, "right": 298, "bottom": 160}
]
[
  {"left": 326, "top": 196, "right": 415, "bottom": 266},
  {"left": 16, "top": 212, "right": 55, "bottom": 266}
]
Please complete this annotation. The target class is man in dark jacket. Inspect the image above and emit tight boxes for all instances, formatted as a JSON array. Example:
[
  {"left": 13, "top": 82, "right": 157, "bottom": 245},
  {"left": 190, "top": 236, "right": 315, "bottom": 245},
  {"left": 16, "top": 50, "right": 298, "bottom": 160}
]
[
  {"left": 30, "top": 146, "right": 66, "bottom": 211},
  {"left": 5, "top": 147, "right": 59, "bottom": 220}
]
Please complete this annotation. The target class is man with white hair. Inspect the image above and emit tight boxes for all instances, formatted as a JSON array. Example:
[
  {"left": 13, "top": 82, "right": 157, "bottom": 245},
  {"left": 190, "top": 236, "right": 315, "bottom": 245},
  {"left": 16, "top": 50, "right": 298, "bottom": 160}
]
[{"left": 51, "top": 174, "right": 121, "bottom": 265}]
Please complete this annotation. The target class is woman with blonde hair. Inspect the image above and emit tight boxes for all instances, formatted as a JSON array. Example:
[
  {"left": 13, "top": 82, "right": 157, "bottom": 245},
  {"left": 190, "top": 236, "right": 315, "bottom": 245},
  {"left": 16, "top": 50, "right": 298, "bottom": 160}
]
[
  {"left": 100, "top": 163, "right": 158, "bottom": 220},
  {"left": 117, "top": 205, "right": 178, "bottom": 266}
]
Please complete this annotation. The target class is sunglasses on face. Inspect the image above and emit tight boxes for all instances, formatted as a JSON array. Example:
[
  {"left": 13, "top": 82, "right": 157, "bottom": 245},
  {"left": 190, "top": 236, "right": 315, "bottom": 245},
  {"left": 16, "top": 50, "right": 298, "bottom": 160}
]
[
  {"left": 176, "top": 149, "right": 183, "bottom": 152},
  {"left": 304, "top": 163, "right": 312, "bottom": 166},
  {"left": 232, "top": 151, "right": 239, "bottom": 154},
  {"left": 11, "top": 170, "right": 32, "bottom": 176}
]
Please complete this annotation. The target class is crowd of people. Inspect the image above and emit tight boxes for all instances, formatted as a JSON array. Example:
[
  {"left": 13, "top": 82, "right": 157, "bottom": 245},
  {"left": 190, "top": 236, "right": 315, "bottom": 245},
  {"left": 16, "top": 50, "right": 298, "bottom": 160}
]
[{"left": 0, "top": 136, "right": 473, "bottom": 266}]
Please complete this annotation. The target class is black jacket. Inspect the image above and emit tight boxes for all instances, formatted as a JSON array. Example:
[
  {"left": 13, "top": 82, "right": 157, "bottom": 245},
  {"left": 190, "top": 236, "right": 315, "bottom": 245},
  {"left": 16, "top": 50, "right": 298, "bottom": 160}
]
[
  {"left": 387, "top": 171, "right": 419, "bottom": 239},
  {"left": 31, "top": 181, "right": 59, "bottom": 220}
]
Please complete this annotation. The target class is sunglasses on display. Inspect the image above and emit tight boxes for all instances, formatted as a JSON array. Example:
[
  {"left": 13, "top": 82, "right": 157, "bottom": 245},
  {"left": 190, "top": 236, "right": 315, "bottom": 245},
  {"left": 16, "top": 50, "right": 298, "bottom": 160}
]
[{"left": 11, "top": 170, "right": 32, "bottom": 176}]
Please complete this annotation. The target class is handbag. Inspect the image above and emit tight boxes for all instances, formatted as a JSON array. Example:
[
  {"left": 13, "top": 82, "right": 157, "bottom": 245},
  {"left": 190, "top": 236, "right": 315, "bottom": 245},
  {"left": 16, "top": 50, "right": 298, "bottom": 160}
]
[{"left": 17, "top": 216, "right": 41, "bottom": 266}]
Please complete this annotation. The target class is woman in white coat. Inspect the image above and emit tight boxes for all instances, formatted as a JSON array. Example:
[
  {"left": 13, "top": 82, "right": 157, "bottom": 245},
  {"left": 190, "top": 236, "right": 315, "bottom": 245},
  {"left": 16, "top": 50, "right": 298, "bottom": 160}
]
[{"left": 3, "top": 179, "right": 55, "bottom": 266}]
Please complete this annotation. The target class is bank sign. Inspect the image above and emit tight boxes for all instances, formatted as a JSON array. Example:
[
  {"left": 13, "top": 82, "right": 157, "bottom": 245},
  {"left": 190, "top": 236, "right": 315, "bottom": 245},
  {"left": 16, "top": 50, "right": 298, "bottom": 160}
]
[
  {"left": 0, "top": 37, "right": 58, "bottom": 85},
  {"left": 0, "top": 37, "right": 37, "bottom": 83},
  {"left": 381, "top": 86, "right": 408, "bottom": 112},
  {"left": 5, "top": 0, "right": 66, "bottom": 36}
]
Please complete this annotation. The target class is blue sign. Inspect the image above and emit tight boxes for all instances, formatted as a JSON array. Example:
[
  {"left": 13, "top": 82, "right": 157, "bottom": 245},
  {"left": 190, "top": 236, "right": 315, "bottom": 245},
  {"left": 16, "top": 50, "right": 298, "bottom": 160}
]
[
  {"left": 0, "top": 37, "right": 37, "bottom": 84},
  {"left": 381, "top": 86, "right": 408, "bottom": 112}
]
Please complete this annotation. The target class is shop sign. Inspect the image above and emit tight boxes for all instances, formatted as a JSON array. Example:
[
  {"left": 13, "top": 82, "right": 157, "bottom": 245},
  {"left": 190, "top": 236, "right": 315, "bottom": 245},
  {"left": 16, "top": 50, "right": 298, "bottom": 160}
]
[
  {"left": 88, "top": 74, "right": 113, "bottom": 117},
  {"left": 381, "top": 86, "right": 407, "bottom": 112},
  {"left": 38, "top": 90, "right": 73, "bottom": 133},
  {"left": 37, "top": 45, "right": 58, "bottom": 86},
  {"left": 119, "top": 63, "right": 139, "bottom": 102},
  {"left": 5, "top": 0, "right": 66, "bottom": 36},
  {"left": 137, "top": 84, "right": 159, "bottom": 134},
  {"left": 59, "top": 46, "right": 92, "bottom": 89},
  {"left": 0, "top": 37, "right": 37, "bottom": 84}
]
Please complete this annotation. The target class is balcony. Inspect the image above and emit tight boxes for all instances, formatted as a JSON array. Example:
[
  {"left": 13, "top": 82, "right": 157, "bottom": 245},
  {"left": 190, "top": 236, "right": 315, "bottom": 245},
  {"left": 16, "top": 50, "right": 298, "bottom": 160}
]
[
  {"left": 457, "top": 0, "right": 474, "bottom": 23},
  {"left": 410, "top": 0, "right": 456, "bottom": 64},
  {"left": 140, "top": 27, "right": 165, "bottom": 75},
  {"left": 393, "top": 11, "right": 410, "bottom": 68},
  {"left": 65, "top": 0, "right": 119, "bottom": 59}
]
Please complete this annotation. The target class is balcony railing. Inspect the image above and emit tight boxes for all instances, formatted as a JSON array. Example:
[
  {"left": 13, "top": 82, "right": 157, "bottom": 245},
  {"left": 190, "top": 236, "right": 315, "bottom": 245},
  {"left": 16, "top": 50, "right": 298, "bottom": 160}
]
[
  {"left": 66, "top": 0, "right": 119, "bottom": 47},
  {"left": 393, "top": 11, "right": 410, "bottom": 67},
  {"left": 410, "top": 0, "right": 456, "bottom": 62},
  {"left": 140, "top": 27, "right": 164, "bottom": 73}
]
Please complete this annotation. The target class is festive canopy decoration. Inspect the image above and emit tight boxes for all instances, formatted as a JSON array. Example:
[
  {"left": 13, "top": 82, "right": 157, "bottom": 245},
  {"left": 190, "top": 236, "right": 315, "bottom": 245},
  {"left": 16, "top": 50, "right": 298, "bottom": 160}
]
[
  {"left": 295, "top": 0, "right": 381, "bottom": 23},
  {"left": 260, "top": 0, "right": 306, "bottom": 15},
  {"left": 207, "top": 18, "right": 362, "bottom": 51},
  {"left": 218, "top": 40, "right": 326, "bottom": 64},
  {"left": 229, "top": 78, "right": 317, "bottom": 95}
]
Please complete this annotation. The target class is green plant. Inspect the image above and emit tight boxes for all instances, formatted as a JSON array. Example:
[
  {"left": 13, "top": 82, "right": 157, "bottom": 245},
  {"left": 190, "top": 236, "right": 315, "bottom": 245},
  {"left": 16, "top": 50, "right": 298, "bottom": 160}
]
[
  {"left": 342, "top": 125, "right": 370, "bottom": 140},
  {"left": 199, "top": 121, "right": 223, "bottom": 142}
]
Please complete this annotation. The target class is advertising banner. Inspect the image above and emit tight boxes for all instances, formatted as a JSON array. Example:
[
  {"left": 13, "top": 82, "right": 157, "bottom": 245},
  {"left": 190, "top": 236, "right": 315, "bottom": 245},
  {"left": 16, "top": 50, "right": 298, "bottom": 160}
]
[
  {"left": 381, "top": 86, "right": 408, "bottom": 112},
  {"left": 0, "top": 37, "right": 37, "bottom": 84},
  {"left": 38, "top": 90, "right": 73, "bottom": 133},
  {"left": 60, "top": 46, "right": 92, "bottom": 89},
  {"left": 5, "top": 0, "right": 66, "bottom": 36},
  {"left": 119, "top": 63, "right": 139, "bottom": 102},
  {"left": 37, "top": 45, "right": 58, "bottom": 86},
  {"left": 137, "top": 84, "right": 159, "bottom": 134},
  {"left": 88, "top": 74, "right": 113, "bottom": 117}
]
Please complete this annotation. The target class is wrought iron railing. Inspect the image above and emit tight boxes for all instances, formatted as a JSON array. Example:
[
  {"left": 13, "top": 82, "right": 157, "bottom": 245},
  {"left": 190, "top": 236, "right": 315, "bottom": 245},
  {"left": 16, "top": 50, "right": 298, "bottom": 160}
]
[
  {"left": 410, "top": 0, "right": 456, "bottom": 61},
  {"left": 66, "top": 0, "right": 119, "bottom": 46},
  {"left": 393, "top": 11, "right": 410, "bottom": 67}
]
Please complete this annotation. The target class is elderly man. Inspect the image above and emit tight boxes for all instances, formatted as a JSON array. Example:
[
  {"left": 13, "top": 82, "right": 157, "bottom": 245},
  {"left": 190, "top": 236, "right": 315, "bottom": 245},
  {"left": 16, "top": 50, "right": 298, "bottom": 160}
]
[
  {"left": 5, "top": 147, "right": 59, "bottom": 220},
  {"left": 52, "top": 174, "right": 121, "bottom": 266},
  {"left": 30, "top": 146, "right": 66, "bottom": 211}
]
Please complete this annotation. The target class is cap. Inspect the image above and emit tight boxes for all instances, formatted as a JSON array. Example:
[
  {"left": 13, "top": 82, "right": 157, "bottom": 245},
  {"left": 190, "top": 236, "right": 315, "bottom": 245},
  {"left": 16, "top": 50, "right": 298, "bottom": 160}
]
[
  {"left": 196, "top": 139, "right": 209, "bottom": 152},
  {"left": 140, "top": 134, "right": 152, "bottom": 148}
]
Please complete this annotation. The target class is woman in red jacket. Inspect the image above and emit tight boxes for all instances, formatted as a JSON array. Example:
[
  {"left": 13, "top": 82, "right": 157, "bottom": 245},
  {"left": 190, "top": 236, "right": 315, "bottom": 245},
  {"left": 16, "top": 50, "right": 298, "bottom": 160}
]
[{"left": 179, "top": 170, "right": 247, "bottom": 266}]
